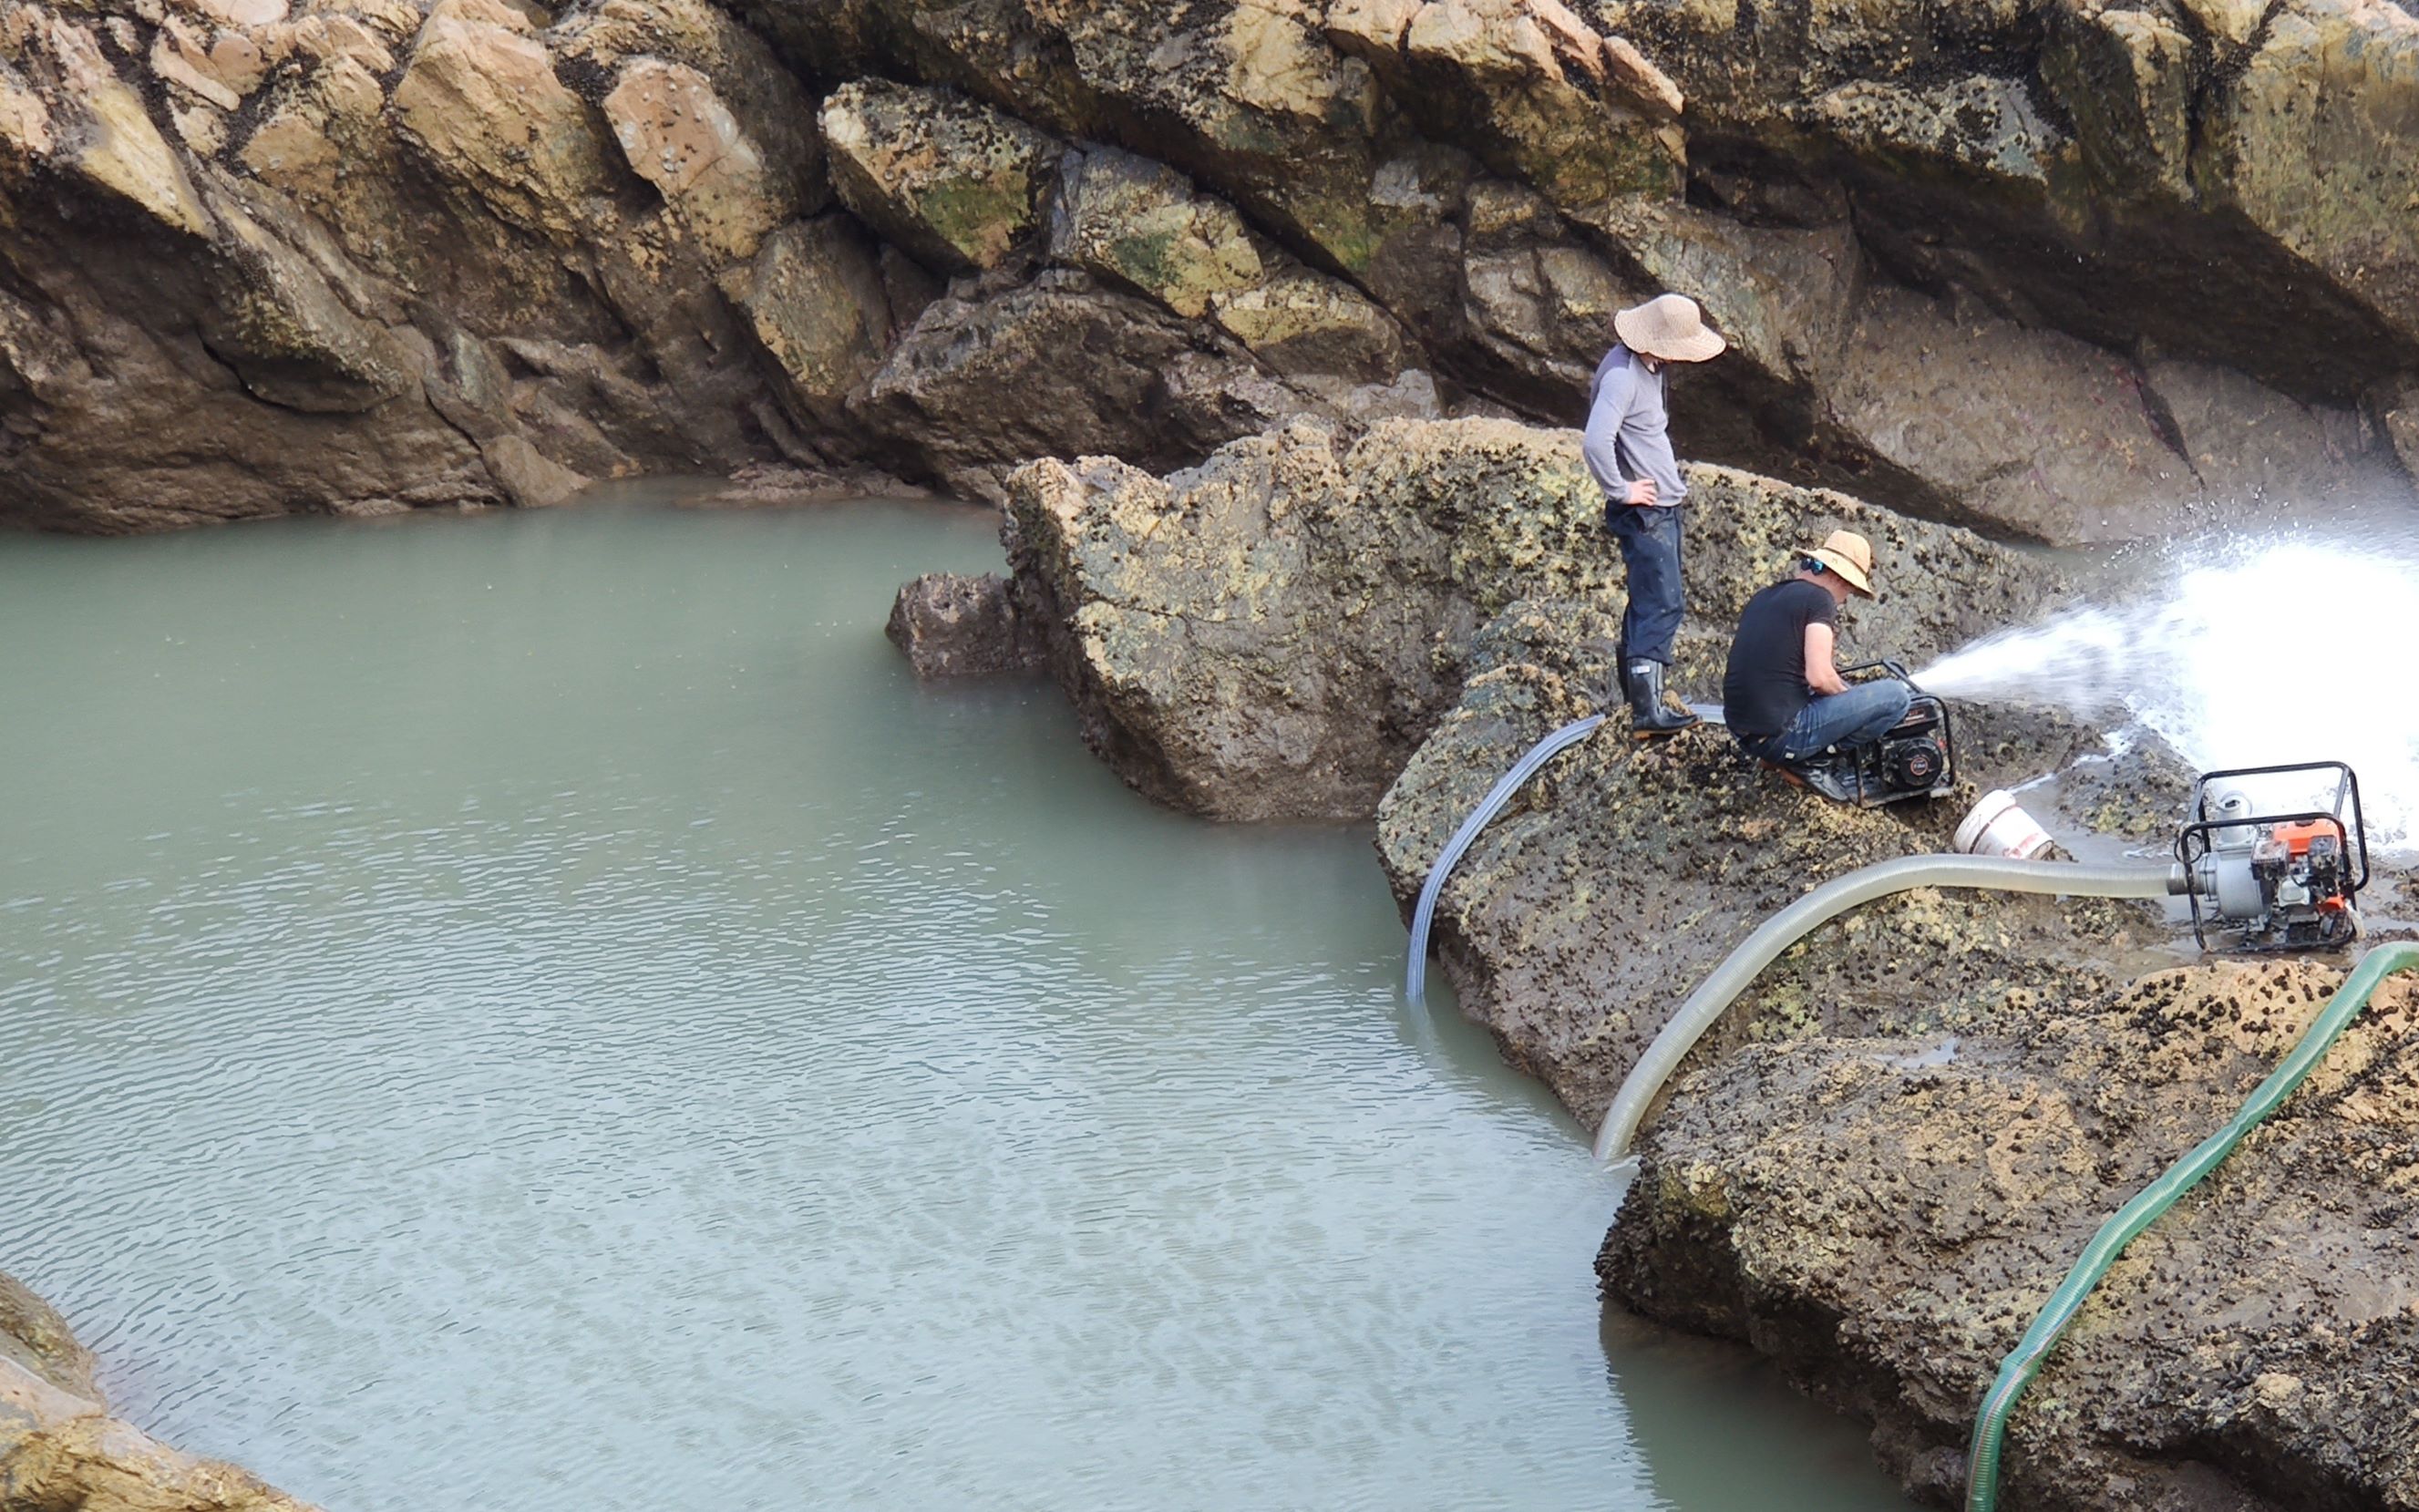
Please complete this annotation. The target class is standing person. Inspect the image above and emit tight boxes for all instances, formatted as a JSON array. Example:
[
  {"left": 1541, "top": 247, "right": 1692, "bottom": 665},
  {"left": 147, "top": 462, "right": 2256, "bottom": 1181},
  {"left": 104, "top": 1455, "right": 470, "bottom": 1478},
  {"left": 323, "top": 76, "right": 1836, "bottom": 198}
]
[
  {"left": 1721, "top": 530, "right": 1913, "bottom": 771},
  {"left": 1583, "top": 293, "right": 1727, "bottom": 736}
]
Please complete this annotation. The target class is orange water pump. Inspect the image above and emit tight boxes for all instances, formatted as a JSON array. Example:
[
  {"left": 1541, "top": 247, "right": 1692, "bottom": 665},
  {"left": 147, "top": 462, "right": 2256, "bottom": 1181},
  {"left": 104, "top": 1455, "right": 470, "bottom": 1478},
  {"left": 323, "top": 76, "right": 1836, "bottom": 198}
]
[{"left": 2177, "top": 761, "right": 2369, "bottom": 951}]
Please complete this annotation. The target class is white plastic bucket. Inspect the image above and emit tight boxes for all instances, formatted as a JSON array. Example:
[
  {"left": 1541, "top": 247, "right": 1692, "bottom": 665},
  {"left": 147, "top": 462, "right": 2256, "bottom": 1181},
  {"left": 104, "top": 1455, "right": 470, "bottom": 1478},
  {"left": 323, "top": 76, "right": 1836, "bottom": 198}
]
[{"left": 1954, "top": 790, "right": 2053, "bottom": 859}]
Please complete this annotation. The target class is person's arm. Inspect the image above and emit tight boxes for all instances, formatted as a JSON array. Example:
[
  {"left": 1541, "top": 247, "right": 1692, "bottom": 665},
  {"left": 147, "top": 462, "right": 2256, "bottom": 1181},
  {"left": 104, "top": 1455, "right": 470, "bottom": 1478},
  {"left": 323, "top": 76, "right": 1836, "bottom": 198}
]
[
  {"left": 1582, "top": 364, "right": 1658, "bottom": 506},
  {"left": 1803, "top": 621, "right": 1848, "bottom": 695}
]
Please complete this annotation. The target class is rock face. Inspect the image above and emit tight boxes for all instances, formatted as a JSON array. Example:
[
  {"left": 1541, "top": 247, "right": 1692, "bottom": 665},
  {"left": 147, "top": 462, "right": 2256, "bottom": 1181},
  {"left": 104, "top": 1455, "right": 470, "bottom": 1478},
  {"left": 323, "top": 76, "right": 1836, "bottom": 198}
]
[
  {"left": 1, "top": 1270, "right": 322, "bottom": 1511},
  {"left": 820, "top": 80, "right": 1060, "bottom": 274},
  {"left": 1004, "top": 413, "right": 2079, "bottom": 821},
  {"left": 1314, "top": 424, "right": 2393, "bottom": 1512},
  {"left": 1, "top": 0, "right": 2410, "bottom": 535},
  {"left": 1601, "top": 958, "right": 2419, "bottom": 1512}
]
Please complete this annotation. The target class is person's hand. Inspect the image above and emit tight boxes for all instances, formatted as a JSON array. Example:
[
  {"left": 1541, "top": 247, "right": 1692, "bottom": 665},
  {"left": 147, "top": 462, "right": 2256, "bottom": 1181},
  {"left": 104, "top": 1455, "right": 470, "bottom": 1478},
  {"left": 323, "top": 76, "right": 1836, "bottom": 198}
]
[{"left": 1624, "top": 479, "right": 1659, "bottom": 507}]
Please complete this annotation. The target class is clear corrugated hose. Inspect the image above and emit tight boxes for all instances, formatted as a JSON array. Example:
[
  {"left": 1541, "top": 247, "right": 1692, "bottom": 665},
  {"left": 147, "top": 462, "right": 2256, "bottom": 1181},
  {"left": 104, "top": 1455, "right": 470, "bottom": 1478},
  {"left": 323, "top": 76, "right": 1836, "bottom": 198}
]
[
  {"left": 1408, "top": 734, "right": 2410, "bottom": 1507},
  {"left": 1963, "top": 940, "right": 2419, "bottom": 1511},
  {"left": 1590, "top": 856, "right": 2185, "bottom": 1165}
]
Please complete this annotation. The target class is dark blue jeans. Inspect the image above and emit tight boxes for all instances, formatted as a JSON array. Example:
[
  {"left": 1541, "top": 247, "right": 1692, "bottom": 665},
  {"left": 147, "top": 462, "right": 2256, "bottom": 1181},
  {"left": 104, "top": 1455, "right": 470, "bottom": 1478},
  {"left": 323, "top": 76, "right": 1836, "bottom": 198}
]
[
  {"left": 1604, "top": 502, "right": 1683, "bottom": 665},
  {"left": 1767, "top": 680, "right": 1915, "bottom": 763}
]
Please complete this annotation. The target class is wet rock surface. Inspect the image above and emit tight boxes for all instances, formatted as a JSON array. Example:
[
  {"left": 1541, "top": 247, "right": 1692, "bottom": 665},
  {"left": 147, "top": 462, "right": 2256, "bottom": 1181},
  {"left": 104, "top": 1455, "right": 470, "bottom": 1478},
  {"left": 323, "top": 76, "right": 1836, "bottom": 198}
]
[
  {"left": 886, "top": 570, "right": 1049, "bottom": 680},
  {"left": 1, "top": 1270, "right": 322, "bottom": 1511},
  {"left": 0, "top": 0, "right": 2409, "bottom": 535},
  {"left": 1601, "top": 958, "right": 2419, "bottom": 1512}
]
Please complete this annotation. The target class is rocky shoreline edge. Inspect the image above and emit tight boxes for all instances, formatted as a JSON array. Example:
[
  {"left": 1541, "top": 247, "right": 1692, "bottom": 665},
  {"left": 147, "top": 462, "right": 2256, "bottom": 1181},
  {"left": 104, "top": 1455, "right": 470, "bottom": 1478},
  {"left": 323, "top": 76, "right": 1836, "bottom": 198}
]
[
  {"left": 6, "top": 0, "right": 2419, "bottom": 1498},
  {"left": 9, "top": 416, "right": 2417, "bottom": 1511},
  {"left": 890, "top": 413, "right": 2419, "bottom": 1512},
  {"left": 1, "top": 1271, "right": 319, "bottom": 1510}
]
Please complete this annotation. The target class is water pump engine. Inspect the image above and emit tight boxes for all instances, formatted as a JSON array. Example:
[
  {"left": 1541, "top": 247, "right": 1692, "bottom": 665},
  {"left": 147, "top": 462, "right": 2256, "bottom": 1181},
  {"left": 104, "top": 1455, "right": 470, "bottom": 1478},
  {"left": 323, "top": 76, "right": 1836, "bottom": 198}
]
[
  {"left": 2177, "top": 761, "right": 2368, "bottom": 951},
  {"left": 1775, "top": 660, "right": 1957, "bottom": 808}
]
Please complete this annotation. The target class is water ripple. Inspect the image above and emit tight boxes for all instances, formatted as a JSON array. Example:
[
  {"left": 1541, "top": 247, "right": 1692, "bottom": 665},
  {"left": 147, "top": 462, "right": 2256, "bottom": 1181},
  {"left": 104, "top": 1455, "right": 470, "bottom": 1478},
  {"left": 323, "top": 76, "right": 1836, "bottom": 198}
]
[{"left": 0, "top": 501, "right": 1908, "bottom": 1512}]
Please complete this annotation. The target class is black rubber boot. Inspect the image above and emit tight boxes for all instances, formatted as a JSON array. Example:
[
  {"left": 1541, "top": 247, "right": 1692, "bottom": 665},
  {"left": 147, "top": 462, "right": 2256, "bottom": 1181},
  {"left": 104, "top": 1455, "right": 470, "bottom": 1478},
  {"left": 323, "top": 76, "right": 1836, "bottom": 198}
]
[{"left": 1626, "top": 659, "right": 1698, "bottom": 737}]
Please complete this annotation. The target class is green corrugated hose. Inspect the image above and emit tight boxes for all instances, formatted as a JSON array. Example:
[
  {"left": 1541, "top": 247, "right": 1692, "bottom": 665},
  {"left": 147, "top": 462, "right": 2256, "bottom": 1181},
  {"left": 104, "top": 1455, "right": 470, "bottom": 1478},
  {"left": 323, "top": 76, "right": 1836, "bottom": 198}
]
[{"left": 1965, "top": 941, "right": 2419, "bottom": 1512}]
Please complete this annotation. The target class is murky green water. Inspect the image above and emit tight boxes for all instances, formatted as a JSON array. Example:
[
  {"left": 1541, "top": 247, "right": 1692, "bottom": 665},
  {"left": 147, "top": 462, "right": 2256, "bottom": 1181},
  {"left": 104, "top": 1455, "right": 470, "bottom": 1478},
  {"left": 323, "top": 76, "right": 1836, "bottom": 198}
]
[{"left": 0, "top": 494, "right": 1910, "bottom": 1510}]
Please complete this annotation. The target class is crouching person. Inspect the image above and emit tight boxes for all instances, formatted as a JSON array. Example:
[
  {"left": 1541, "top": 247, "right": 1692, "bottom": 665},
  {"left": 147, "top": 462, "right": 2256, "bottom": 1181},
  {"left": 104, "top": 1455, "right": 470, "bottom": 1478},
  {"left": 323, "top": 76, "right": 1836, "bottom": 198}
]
[{"left": 1722, "top": 530, "right": 1912, "bottom": 770}]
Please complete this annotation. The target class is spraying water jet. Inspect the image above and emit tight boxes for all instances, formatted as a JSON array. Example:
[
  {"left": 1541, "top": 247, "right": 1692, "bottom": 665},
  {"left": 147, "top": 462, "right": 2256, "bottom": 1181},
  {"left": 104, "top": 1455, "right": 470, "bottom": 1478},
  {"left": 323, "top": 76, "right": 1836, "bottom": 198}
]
[{"left": 1909, "top": 534, "right": 2419, "bottom": 850}]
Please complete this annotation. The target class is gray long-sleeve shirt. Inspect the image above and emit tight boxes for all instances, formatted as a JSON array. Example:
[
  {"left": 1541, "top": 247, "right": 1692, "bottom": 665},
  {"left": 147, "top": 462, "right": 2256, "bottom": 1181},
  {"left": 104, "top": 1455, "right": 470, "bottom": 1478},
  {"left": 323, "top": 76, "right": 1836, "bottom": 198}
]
[{"left": 1581, "top": 344, "right": 1685, "bottom": 508}]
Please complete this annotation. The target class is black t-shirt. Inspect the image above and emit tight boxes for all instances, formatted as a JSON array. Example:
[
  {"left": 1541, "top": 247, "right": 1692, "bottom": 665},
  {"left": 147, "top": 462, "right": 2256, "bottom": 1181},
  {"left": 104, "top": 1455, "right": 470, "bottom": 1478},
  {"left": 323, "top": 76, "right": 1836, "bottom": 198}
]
[{"left": 1723, "top": 578, "right": 1838, "bottom": 743}]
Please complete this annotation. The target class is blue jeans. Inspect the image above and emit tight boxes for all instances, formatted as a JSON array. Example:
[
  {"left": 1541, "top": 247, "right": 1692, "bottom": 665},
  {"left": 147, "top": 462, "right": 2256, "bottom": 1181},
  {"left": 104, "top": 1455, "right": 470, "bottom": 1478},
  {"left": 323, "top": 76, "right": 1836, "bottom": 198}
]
[
  {"left": 1604, "top": 501, "right": 1683, "bottom": 665},
  {"left": 1766, "top": 680, "right": 1914, "bottom": 763}
]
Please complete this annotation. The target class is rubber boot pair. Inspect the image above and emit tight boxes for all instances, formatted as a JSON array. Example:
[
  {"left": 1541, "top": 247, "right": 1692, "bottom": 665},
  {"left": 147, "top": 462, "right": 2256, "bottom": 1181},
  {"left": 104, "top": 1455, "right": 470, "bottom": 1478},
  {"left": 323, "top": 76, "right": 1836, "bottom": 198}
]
[{"left": 1626, "top": 658, "right": 1698, "bottom": 738}]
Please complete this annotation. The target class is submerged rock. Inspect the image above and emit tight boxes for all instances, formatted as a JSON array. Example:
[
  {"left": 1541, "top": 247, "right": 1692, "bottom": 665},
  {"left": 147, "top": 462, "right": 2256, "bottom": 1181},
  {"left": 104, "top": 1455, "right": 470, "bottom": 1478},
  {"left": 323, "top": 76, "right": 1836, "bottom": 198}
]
[
  {"left": 886, "top": 571, "right": 1049, "bottom": 680},
  {"left": 0, "top": 1273, "right": 94, "bottom": 1403}
]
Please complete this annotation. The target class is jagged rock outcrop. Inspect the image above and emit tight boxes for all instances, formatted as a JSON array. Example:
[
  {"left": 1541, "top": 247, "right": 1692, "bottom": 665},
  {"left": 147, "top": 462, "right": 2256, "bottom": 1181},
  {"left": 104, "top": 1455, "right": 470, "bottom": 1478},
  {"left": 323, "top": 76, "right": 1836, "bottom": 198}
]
[
  {"left": 1601, "top": 958, "right": 2419, "bottom": 1512},
  {"left": 2, "top": 1270, "right": 321, "bottom": 1511},
  {"left": 1002, "top": 413, "right": 2076, "bottom": 821},
  {"left": 2, "top": 0, "right": 2410, "bottom": 536},
  {"left": 714, "top": 0, "right": 2414, "bottom": 541},
  {"left": 0, "top": 0, "right": 814, "bottom": 528}
]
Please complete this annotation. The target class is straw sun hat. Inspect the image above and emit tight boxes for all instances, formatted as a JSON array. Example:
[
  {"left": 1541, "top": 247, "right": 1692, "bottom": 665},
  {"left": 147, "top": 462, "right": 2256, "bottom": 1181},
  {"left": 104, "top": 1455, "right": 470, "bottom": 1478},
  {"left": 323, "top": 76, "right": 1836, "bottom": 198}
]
[
  {"left": 1612, "top": 293, "right": 1727, "bottom": 363},
  {"left": 1807, "top": 530, "right": 1877, "bottom": 598}
]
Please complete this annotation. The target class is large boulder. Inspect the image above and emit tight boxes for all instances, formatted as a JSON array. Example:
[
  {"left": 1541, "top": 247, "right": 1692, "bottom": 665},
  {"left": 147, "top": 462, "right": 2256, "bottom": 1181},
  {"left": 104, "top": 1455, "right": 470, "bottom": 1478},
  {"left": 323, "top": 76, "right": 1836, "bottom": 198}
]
[
  {"left": 388, "top": 0, "right": 615, "bottom": 243},
  {"left": 1331, "top": 0, "right": 1683, "bottom": 210},
  {"left": 600, "top": 57, "right": 794, "bottom": 259},
  {"left": 1601, "top": 958, "right": 2419, "bottom": 1511},
  {"left": 818, "top": 79, "right": 1063, "bottom": 274},
  {"left": 558, "top": 0, "right": 829, "bottom": 257},
  {"left": 726, "top": 213, "right": 898, "bottom": 427},
  {"left": 1049, "top": 148, "right": 1266, "bottom": 320},
  {"left": 1045, "top": 145, "right": 1415, "bottom": 389},
  {"left": 1003, "top": 414, "right": 2059, "bottom": 821},
  {"left": 851, "top": 272, "right": 1210, "bottom": 502}
]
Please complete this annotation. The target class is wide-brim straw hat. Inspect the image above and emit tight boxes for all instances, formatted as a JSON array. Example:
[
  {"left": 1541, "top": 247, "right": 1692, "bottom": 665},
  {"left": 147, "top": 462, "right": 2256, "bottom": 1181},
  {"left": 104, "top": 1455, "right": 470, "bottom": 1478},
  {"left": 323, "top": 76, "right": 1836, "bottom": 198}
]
[
  {"left": 1807, "top": 529, "right": 1877, "bottom": 597},
  {"left": 1613, "top": 293, "right": 1727, "bottom": 363}
]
